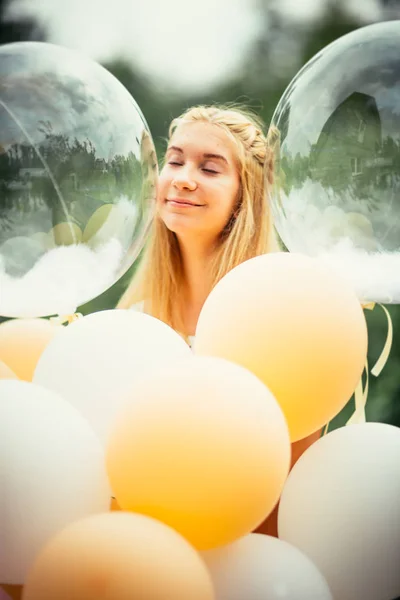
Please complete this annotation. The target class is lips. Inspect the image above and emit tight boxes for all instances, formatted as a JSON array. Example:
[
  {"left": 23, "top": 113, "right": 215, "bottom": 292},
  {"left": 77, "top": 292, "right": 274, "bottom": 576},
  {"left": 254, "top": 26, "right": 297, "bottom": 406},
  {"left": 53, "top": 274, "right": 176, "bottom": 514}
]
[{"left": 166, "top": 198, "right": 203, "bottom": 207}]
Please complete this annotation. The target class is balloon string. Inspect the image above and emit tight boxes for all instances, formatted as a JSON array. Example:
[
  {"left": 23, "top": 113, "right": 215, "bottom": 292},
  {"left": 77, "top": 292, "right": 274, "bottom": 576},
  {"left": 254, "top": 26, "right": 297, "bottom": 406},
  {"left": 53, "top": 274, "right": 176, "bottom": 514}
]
[
  {"left": 324, "top": 302, "right": 392, "bottom": 434},
  {"left": 50, "top": 313, "right": 83, "bottom": 326}
]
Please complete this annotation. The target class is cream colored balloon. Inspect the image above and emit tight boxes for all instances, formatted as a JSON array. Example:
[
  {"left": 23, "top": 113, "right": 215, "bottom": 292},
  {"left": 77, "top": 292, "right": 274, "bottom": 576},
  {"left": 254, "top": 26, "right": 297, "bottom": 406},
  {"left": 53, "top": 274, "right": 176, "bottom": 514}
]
[
  {"left": 30, "top": 232, "right": 50, "bottom": 249},
  {"left": 0, "top": 318, "right": 59, "bottom": 381},
  {"left": 34, "top": 310, "right": 191, "bottom": 446},
  {"left": 278, "top": 422, "right": 400, "bottom": 600},
  {"left": 0, "top": 359, "right": 18, "bottom": 380},
  {"left": 345, "top": 212, "right": 377, "bottom": 250},
  {"left": 44, "top": 232, "right": 55, "bottom": 249},
  {"left": 201, "top": 534, "right": 332, "bottom": 600},
  {"left": 346, "top": 212, "right": 374, "bottom": 235},
  {"left": 0, "top": 380, "right": 111, "bottom": 584},
  {"left": 23, "top": 513, "right": 214, "bottom": 600},
  {"left": 323, "top": 206, "right": 347, "bottom": 240},
  {"left": 0, "top": 237, "right": 45, "bottom": 276}
]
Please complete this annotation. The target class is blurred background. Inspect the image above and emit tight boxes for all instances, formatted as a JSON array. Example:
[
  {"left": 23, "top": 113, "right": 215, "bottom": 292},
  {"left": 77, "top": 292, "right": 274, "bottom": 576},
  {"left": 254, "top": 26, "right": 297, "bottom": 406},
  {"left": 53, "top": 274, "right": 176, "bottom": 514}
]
[{"left": 0, "top": 0, "right": 399, "bottom": 428}]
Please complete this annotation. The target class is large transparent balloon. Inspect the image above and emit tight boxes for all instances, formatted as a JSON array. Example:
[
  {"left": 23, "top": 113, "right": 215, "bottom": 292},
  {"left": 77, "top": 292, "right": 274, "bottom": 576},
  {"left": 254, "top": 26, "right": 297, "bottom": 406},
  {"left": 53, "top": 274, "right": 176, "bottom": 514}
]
[
  {"left": 0, "top": 42, "right": 157, "bottom": 317},
  {"left": 271, "top": 21, "right": 400, "bottom": 304}
]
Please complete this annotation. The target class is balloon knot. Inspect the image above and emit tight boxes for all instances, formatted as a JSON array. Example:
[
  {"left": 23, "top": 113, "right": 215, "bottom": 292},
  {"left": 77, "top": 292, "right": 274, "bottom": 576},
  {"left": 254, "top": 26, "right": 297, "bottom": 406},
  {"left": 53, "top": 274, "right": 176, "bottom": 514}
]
[{"left": 50, "top": 313, "right": 83, "bottom": 326}]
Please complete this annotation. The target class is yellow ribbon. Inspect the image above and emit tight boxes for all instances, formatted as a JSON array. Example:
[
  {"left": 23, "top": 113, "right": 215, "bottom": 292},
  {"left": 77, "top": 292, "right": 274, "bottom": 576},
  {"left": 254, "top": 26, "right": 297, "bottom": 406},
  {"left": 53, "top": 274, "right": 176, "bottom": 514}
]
[
  {"left": 346, "top": 302, "right": 393, "bottom": 426},
  {"left": 324, "top": 302, "right": 393, "bottom": 434},
  {"left": 363, "top": 303, "right": 393, "bottom": 377},
  {"left": 346, "top": 358, "right": 369, "bottom": 425},
  {"left": 49, "top": 313, "right": 83, "bottom": 326}
]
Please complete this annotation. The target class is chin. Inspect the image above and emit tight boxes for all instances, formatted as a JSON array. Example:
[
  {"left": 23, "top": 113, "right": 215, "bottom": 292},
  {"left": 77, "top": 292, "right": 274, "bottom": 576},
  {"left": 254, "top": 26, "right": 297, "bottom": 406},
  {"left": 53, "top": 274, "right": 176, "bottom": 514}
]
[
  {"left": 160, "top": 213, "right": 198, "bottom": 234},
  {"left": 158, "top": 209, "right": 221, "bottom": 241}
]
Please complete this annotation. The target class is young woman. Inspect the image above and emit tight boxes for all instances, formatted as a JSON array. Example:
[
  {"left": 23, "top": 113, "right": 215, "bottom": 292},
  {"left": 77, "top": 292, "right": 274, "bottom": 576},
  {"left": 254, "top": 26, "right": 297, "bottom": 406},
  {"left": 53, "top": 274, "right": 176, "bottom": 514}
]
[
  {"left": 117, "top": 104, "right": 279, "bottom": 342},
  {"left": 118, "top": 104, "right": 321, "bottom": 535}
]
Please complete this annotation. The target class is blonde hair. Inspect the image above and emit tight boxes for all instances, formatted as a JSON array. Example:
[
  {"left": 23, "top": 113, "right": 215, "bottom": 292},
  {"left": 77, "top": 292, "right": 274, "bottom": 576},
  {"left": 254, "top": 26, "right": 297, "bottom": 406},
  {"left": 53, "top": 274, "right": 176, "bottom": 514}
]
[{"left": 118, "top": 104, "right": 280, "bottom": 334}]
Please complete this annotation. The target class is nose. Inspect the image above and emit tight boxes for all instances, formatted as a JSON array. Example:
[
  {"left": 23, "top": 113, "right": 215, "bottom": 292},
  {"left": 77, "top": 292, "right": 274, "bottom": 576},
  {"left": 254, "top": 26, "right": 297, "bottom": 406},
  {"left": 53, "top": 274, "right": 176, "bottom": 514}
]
[{"left": 172, "top": 168, "right": 197, "bottom": 191}]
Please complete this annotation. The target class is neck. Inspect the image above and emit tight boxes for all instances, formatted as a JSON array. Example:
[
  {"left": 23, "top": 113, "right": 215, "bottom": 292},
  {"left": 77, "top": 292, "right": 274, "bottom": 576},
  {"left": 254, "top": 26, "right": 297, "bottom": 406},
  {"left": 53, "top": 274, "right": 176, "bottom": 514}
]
[
  {"left": 180, "top": 238, "right": 213, "bottom": 300},
  {"left": 177, "top": 236, "right": 215, "bottom": 335}
]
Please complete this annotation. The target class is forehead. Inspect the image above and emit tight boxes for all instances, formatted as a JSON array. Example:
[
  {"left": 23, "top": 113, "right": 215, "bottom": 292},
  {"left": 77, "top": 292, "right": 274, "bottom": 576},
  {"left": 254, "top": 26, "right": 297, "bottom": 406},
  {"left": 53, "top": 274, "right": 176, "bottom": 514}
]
[{"left": 169, "top": 121, "right": 237, "bottom": 161}]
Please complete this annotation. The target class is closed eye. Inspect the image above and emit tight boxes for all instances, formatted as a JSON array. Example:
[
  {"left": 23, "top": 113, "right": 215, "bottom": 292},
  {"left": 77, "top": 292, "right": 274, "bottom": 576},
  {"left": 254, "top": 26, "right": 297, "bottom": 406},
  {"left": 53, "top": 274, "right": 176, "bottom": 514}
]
[
  {"left": 202, "top": 168, "right": 219, "bottom": 174},
  {"left": 168, "top": 161, "right": 183, "bottom": 166}
]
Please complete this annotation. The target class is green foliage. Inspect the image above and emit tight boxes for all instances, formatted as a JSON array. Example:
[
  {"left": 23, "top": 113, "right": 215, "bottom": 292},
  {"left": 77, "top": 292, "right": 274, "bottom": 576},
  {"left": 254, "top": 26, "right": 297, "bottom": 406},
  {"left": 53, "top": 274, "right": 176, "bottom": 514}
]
[
  {"left": 95, "top": 6, "right": 400, "bottom": 429},
  {"left": 0, "top": 0, "right": 398, "bottom": 428}
]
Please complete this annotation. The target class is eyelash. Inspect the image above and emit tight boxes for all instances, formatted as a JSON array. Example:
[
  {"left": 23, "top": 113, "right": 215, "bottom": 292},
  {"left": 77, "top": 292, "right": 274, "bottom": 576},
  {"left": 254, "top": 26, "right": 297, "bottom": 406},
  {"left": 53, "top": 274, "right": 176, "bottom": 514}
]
[{"left": 167, "top": 161, "right": 218, "bottom": 175}]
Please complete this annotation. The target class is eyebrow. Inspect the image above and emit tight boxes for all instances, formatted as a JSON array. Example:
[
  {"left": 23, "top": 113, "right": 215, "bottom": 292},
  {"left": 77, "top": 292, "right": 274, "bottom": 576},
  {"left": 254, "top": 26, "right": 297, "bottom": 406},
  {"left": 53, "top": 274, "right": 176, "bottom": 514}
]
[{"left": 167, "top": 146, "right": 228, "bottom": 164}]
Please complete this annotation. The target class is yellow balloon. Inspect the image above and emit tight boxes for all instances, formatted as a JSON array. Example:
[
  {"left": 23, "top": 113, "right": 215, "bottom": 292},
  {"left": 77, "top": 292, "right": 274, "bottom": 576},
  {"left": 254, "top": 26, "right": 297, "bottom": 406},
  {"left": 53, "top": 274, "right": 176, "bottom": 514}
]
[
  {"left": 82, "top": 204, "right": 113, "bottom": 243},
  {"left": 22, "top": 513, "right": 214, "bottom": 600},
  {"left": 106, "top": 356, "right": 291, "bottom": 550},
  {"left": 194, "top": 253, "right": 368, "bottom": 442},
  {"left": 345, "top": 212, "right": 377, "bottom": 251},
  {"left": 0, "top": 359, "right": 18, "bottom": 380},
  {"left": 0, "top": 319, "right": 59, "bottom": 381},
  {"left": 49, "top": 222, "right": 82, "bottom": 246}
]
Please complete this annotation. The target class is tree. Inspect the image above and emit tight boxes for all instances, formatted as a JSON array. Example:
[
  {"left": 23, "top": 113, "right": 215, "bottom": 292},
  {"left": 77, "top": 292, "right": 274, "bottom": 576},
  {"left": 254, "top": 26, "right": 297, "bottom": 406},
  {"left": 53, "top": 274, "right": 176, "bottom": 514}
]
[{"left": 0, "top": 0, "right": 43, "bottom": 45}]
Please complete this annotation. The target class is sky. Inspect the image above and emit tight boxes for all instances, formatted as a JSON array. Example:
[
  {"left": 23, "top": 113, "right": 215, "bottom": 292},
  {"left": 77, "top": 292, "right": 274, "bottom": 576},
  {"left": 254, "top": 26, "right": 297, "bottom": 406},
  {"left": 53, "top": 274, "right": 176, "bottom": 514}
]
[{"left": 5, "top": 0, "right": 387, "bottom": 92}]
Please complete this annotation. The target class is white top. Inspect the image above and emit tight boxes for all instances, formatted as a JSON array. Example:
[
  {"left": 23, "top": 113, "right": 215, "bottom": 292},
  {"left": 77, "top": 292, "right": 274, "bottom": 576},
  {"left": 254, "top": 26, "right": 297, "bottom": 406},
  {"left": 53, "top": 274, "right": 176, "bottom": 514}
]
[{"left": 129, "top": 301, "right": 194, "bottom": 348}]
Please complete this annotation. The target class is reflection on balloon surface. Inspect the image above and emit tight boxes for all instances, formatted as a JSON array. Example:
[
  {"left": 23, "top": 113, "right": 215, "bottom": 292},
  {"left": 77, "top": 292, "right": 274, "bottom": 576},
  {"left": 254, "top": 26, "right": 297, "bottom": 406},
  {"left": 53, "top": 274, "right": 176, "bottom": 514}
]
[
  {"left": 0, "top": 42, "right": 156, "bottom": 317},
  {"left": 271, "top": 21, "right": 400, "bottom": 303}
]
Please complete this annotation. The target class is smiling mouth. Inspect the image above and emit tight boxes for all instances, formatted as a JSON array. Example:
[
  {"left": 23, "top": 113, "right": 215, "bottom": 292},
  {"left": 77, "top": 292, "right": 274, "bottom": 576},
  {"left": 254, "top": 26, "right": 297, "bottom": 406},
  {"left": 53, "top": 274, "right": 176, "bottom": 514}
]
[{"left": 166, "top": 199, "right": 204, "bottom": 207}]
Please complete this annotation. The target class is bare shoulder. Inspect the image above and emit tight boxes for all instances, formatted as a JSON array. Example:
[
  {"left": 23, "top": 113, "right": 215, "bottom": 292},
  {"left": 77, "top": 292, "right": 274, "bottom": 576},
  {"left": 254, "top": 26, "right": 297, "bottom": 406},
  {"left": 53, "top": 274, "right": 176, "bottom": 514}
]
[{"left": 129, "top": 300, "right": 146, "bottom": 313}]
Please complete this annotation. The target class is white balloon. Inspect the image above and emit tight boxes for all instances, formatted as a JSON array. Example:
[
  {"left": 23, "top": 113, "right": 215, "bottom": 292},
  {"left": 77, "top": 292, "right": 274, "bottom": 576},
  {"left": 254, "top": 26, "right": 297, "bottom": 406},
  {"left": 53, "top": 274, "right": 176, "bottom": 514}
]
[
  {"left": 0, "top": 380, "right": 111, "bottom": 584},
  {"left": 201, "top": 533, "right": 332, "bottom": 600},
  {"left": 278, "top": 422, "right": 400, "bottom": 600},
  {"left": 33, "top": 310, "right": 192, "bottom": 446}
]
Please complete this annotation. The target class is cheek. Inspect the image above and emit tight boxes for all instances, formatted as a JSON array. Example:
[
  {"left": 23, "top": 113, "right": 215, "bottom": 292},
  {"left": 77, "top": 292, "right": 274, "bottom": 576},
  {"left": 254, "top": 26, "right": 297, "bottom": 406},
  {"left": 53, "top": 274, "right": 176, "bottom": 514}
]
[
  {"left": 206, "top": 196, "right": 237, "bottom": 234},
  {"left": 215, "top": 182, "right": 240, "bottom": 217}
]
